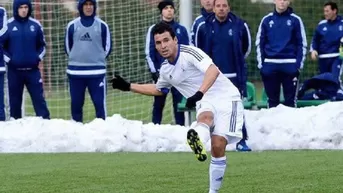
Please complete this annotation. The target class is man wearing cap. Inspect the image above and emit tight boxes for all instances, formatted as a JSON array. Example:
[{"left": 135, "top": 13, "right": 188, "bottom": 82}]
[{"left": 145, "top": 0, "right": 189, "bottom": 125}]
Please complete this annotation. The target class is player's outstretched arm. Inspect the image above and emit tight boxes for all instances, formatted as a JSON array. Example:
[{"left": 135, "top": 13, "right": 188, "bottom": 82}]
[
  {"left": 130, "top": 83, "right": 164, "bottom": 96},
  {"left": 110, "top": 75, "right": 164, "bottom": 96},
  {"left": 199, "top": 64, "right": 220, "bottom": 94},
  {"left": 186, "top": 64, "right": 219, "bottom": 108}
]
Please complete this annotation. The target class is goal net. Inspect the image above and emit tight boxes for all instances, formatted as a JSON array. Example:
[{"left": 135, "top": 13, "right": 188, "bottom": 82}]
[
  {"left": 2, "top": 0, "right": 179, "bottom": 123},
  {"left": 1, "top": 0, "right": 342, "bottom": 123}
]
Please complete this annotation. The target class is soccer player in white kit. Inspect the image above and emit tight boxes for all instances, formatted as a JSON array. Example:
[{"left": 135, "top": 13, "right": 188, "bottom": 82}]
[{"left": 111, "top": 22, "right": 244, "bottom": 193}]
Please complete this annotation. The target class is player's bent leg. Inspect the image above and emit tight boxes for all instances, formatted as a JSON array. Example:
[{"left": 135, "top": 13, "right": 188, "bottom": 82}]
[
  {"left": 187, "top": 111, "right": 213, "bottom": 162},
  {"left": 187, "top": 127, "right": 207, "bottom": 162}
]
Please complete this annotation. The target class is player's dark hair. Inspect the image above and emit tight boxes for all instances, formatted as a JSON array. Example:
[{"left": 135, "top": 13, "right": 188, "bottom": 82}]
[
  {"left": 152, "top": 21, "right": 176, "bottom": 39},
  {"left": 324, "top": 1, "right": 338, "bottom": 13}
]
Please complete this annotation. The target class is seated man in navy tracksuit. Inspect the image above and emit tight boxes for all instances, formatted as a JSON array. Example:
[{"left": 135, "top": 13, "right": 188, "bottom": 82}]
[
  {"left": 298, "top": 72, "right": 343, "bottom": 101},
  {"left": 299, "top": 38, "right": 343, "bottom": 101},
  {"left": 3, "top": 0, "right": 50, "bottom": 119}
]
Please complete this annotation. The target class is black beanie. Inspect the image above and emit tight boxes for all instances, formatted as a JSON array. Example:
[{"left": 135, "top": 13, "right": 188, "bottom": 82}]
[{"left": 158, "top": 0, "right": 175, "bottom": 13}]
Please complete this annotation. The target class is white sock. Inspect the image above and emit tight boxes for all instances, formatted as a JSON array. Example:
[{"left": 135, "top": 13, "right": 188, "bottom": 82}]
[
  {"left": 209, "top": 156, "right": 226, "bottom": 192},
  {"left": 209, "top": 189, "right": 218, "bottom": 193},
  {"left": 192, "top": 122, "right": 210, "bottom": 143}
]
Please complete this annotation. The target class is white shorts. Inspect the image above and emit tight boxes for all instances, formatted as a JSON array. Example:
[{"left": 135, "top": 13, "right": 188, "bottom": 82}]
[{"left": 196, "top": 100, "right": 243, "bottom": 144}]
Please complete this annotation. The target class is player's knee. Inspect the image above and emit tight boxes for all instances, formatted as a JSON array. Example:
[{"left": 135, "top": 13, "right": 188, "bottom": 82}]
[
  {"left": 211, "top": 135, "right": 227, "bottom": 157},
  {"left": 197, "top": 111, "right": 214, "bottom": 127}
]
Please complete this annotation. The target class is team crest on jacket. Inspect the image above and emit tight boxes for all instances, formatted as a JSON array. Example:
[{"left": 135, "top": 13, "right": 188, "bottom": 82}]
[
  {"left": 269, "top": 20, "right": 274, "bottom": 28},
  {"left": 339, "top": 25, "right": 343, "bottom": 31},
  {"left": 30, "top": 25, "right": 35, "bottom": 32},
  {"left": 228, "top": 29, "right": 233, "bottom": 36},
  {"left": 287, "top": 20, "right": 291, "bottom": 26},
  {"left": 176, "top": 28, "right": 180, "bottom": 34}
]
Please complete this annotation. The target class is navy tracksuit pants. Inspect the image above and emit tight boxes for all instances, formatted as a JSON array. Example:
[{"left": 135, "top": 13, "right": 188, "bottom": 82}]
[
  {"left": 260, "top": 63, "right": 299, "bottom": 108},
  {"left": 7, "top": 68, "right": 50, "bottom": 119},
  {"left": 69, "top": 76, "right": 106, "bottom": 123},
  {"left": 0, "top": 74, "right": 5, "bottom": 121},
  {"left": 229, "top": 77, "right": 248, "bottom": 140},
  {"left": 152, "top": 87, "right": 185, "bottom": 125},
  {"left": 320, "top": 57, "right": 343, "bottom": 81},
  {"left": 318, "top": 57, "right": 339, "bottom": 74}
]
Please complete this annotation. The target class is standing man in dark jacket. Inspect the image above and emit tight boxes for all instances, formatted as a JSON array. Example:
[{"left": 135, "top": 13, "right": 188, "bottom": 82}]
[
  {"left": 203, "top": 0, "right": 251, "bottom": 98},
  {"left": 0, "top": 7, "right": 7, "bottom": 121},
  {"left": 3, "top": 0, "right": 50, "bottom": 119},
  {"left": 200, "top": 0, "right": 251, "bottom": 151},
  {"left": 145, "top": 0, "right": 189, "bottom": 125},
  {"left": 65, "top": 0, "right": 112, "bottom": 123},
  {"left": 190, "top": 0, "right": 213, "bottom": 50},
  {"left": 310, "top": 2, "right": 343, "bottom": 75},
  {"left": 256, "top": 0, "right": 307, "bottom": 108}
]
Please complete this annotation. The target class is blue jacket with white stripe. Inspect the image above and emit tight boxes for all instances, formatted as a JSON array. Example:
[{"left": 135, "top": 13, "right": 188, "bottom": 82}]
[
  {"left": 145, "top": 20, "right": 189, "bottom": 73},
  {"left": 3, "top": 0, "right": 45, "bottom": 70},
  {"left": 310, "top": 16, "right": 343, "bottom": 58},
  {"left": 201, "top": 12, "right": 251, "bottom": 97},
  {"left": 256, "top": 7, "right": 307, "bottom": 69},
  {"left": 0, "top": 7, "right": 7, "bottom": 74},
  {"left": 190, "top": 8, "right": 211, "bottom": 50}
]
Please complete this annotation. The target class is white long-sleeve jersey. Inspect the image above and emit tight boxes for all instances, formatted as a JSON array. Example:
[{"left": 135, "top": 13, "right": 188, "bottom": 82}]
[{"left": 156, "top": 44, "right": 241, "bottom": 103}]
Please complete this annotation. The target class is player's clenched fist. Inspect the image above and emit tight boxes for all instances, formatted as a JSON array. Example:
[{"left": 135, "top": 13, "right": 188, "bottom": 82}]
[
  {"left": 110, "top": 75, "right": 131, "bottom": 91},
  {"left": 186, "top": 91, "right": 204, "bottom": 109}
]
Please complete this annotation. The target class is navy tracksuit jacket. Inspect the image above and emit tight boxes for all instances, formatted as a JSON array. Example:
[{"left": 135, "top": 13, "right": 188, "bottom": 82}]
[
  {"left": 0, "top": 7, "right": 7, "bottom": 121},
  {"left": 311, "top": 16, "right": 343, "bottom": 74},
  {"left": 190, "top": 8, "right": 212, "bottom": 50},
  {"left": 145, "top": 20, "right": 189, "bottom": 125},
  {"left": 198, "top": 12, "right": 250, "bottom": 140},
  {"left": 201, "top": 12, "right": 251, "bottom": 97},
  {"left": 3, "top": 0, "right": 50, "bottom": 119},
  {"left": 256, "top": 7, "right": 307, "bottom": 108}
]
